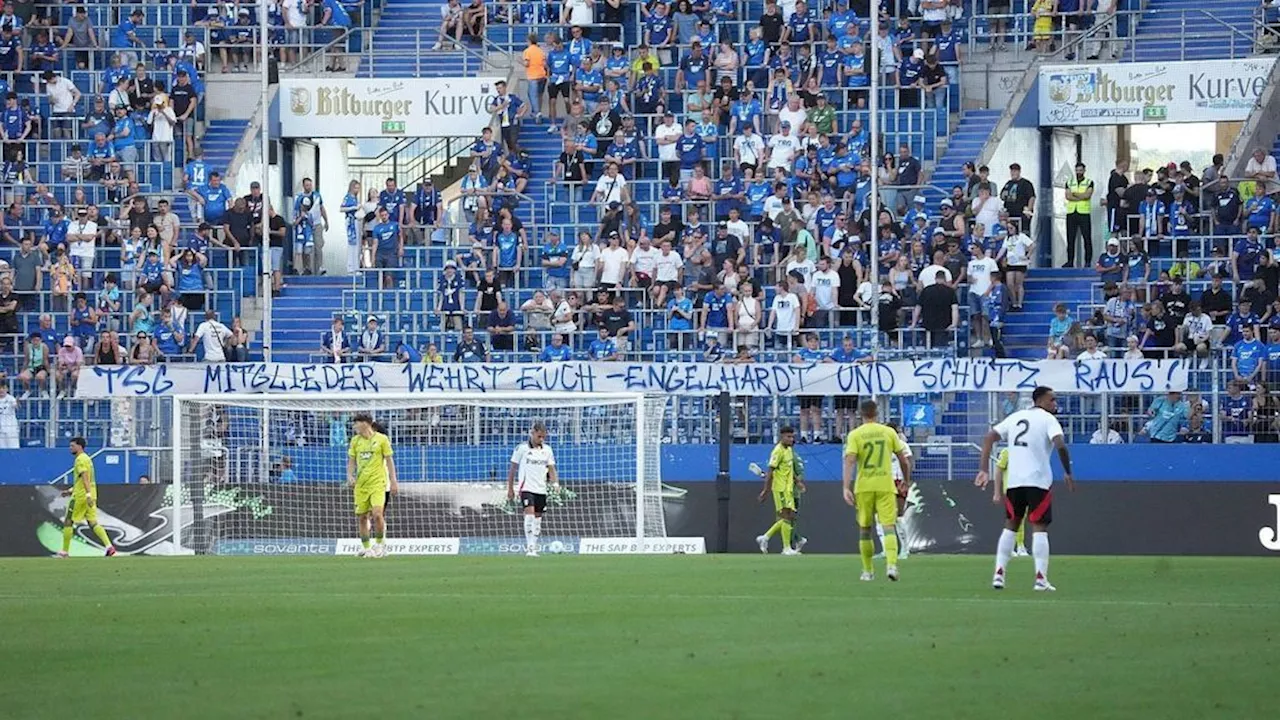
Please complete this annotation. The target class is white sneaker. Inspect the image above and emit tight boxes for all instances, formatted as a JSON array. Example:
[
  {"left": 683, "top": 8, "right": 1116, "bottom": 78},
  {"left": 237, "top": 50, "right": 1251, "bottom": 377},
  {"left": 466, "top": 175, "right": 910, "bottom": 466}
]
[
  {"left": 859, "top": 571, "right": 875, "bottom": 582},
  {"left": 1034, "top": 576, "right": 1056, "bottom": 592},
  {"left": 431, "top": 42, "right": 441, "bottom": 50},
  {"left": 755, "top": 534, "right": 769, "bottom": 554},
  {"left": 525, "top": 549, "right": 539, "bottom": 557},
  {"left": 873, "top": 551, "right": 886, "bottom": 560},
  {"left": 1013, "top": 545, "right": 1029, "bottom": 557},
  {"left": 355, "top": 548, "right": 368, "bottom": 558},
  {"left": 794, "top": 536, "right": 807, "bottom": 553},
  {"left": 899, "top": 548, "right": 910, "bottom": 559},
  {"left": 781, "top": 548, "right": 799, "bottom": 556},
  {"left": 55, "top": 551, "right": 68, "bottom": 558},
  {"left": 886, "top": 565, "right": 899, "bottom": 581},
  {"left": 19, "top": 391, "right": 29, "bottom": 400},
  {"left": 374, "top": 543, "right": 388, "bottom": 558},
  {"left": 992, "top": 570, "right": 1006, "bottom": 590}
]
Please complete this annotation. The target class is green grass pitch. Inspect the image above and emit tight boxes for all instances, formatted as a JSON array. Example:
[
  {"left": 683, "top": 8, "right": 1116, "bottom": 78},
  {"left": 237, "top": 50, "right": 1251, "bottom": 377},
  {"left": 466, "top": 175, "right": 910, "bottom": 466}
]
[{"left": 1, "top": 555, "right": 1275, "bottom": 720}]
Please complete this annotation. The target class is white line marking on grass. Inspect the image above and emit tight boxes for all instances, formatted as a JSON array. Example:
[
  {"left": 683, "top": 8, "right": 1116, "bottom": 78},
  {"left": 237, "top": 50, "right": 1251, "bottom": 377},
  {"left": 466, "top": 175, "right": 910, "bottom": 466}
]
[{"left": 0, "top": 590, "right": 1273, "bottom": 610}]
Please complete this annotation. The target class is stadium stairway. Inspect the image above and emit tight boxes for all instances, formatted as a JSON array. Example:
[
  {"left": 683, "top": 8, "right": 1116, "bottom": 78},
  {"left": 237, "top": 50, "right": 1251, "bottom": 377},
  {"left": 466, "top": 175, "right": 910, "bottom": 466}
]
[
  {"left": 269, "top": 276, "right": 355, "bottom": 362},
  {"left": 1129, "top": 0, "right": 1258, "bottom": 61},
  {"left": 358, "top": 0, "right": 471, "bottom": 78},
  {"left": 1001, "top": 268, "right": 1096, "bottom": 360},
  {"left": 926, "top": 110, "right": 1002, "bottom": 205}
]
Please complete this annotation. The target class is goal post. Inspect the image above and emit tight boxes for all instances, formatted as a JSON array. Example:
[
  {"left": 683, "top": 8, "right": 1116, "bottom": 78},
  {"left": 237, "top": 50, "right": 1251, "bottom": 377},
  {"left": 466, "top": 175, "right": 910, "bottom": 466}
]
[{"left": 169, "top": 392, "right": 676, "bottom": 556}]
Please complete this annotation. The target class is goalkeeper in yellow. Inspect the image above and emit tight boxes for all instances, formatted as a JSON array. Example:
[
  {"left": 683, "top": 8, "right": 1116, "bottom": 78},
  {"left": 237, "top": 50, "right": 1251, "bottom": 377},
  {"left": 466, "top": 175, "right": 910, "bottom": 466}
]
[
  {"left": 992, "top": 447, "right": 1029, "bottom": 557},
  {"left": 347, "top": 413, "right": 398, "bottom": 558},
  {"left": 58, "top": 436, "right": 117, "bottom": 557},
  {"left": 843, "top": 401, "right": 911, "bottom": 581},
  {"left": 755, "top": 426, "right": 806, "bottom": 555}
]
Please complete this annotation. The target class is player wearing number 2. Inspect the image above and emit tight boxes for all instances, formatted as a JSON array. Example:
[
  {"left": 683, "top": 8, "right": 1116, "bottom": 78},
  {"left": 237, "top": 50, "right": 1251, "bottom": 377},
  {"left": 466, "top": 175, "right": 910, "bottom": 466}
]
[
  {"left": 507, "top": 422, "right": 559, "bottom": 557},
  {"left": 976, "top": 386, "right": 1075, "bottom": 591},
  {"left": 347, "top": 413, "right": 398, "bottom": 558},
  {"left": 843, "top": 401, "right": 912, "bottom": 581}
]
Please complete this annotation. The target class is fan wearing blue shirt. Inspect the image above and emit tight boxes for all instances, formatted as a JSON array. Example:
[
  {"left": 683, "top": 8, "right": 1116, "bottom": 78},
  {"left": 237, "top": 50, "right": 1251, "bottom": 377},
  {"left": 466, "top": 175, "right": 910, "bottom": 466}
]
[
  {"left": 588, "top": 327, "right": 619, "bottom": 360},
  {"left": 0, "top": 26, "right": 20, "bottom": 73},
  {"left": 1232, "top": 324, "right": 1266, "bottom": 384},
  {"left": 1226, "top": 301, "right": 1261, "bottom": 347},
  {"left": 1141, "top": 392, "right": 1190, "bottom": 443},
  {"left": 414, "top": 180, "right": 441, "bottom": 228},
  {"left": 729, "top": 91, "right": 763, "bottom": 136},
  {"left": 192, "top": 172, "right": 234, "bottom": 225},
  {"left": 1243, "top": 185, "right": 1277, "bottom": 231},
  {"left": 1, "top": 92, "right": 29, "bottom": 145},
  {"left": 1233, "top": 228, "right": 1265, "bottom": 281},
  {"left": 541, "top": 231, "right": 571, "bottom": 290},
  {"left": 745, "top": 172, "right": 771, "bottom": 220},
  {"left": 539, "top": 334, "right": 574, "bottom": 362},
  {"left": 112, "top": 9, "right": 145, "bottom": 64},
  {"left": 575, "top": 59, "right": 604, "bottom": 106},
  {"left": 713, "top": 170, "right": 743, "bottom": 220},
  {"left": 700, "top": 282, "right": 735, "bottom": 338},
  {"left": 676, "top": 121, "right": 704, "bottom": 175},
  {"left": 369, "top": 206, "right": 401, "bottom": 269},
  {"left": 492, "top": 219, "right": 522, "bottom": 285}
]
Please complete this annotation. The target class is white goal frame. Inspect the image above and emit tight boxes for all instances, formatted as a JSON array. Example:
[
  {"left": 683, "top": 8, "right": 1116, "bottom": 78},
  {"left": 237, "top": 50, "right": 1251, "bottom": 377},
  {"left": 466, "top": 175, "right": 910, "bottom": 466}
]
[{"left": 170, "top": 391, "right": 656, "bottom": 553}]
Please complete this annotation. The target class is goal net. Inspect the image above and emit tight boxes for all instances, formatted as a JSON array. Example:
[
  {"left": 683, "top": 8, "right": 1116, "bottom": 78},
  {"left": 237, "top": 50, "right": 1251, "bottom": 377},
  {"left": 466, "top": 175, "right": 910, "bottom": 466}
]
[{"left": 170, "top": 392, "right": 667, "bottom": 555}]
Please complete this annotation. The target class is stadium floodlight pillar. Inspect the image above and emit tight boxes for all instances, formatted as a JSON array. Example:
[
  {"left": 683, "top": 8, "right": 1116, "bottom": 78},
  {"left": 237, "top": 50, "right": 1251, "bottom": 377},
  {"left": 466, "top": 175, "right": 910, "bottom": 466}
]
[{"left": 715, "top": 391, "right": 731, "bottom": 553}]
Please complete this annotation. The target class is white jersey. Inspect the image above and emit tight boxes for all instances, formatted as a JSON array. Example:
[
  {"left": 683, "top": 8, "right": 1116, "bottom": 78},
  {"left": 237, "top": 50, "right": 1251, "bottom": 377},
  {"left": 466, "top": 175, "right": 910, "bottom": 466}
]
[
  {"left": 992, "top": 408, "right": 1064, "bottom": 490},
  {"left": 0, "top": 395, "right": 17, "bottom": 448},
  {"left": 510, "top": 441, "right": 556, "bottom": 495},
  {"left": 891, "top": 433, "right": 912, "bottom": 481}
]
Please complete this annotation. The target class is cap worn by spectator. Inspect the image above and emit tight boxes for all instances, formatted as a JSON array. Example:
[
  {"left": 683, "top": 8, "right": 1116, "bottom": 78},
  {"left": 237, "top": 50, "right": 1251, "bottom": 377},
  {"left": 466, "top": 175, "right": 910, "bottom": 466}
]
[
  {"left": 64, "top": 337, "right": 75, "bottom": 347},
  {"left": 1107, "top": 238, "right": 1120, "bottom": 247},
  {"left": 940, "top": 199, "right": 953, "bottom": 208},
  {"left": 932, "top": 227, "right": 944, "bottom": 235},
  {"left": 251, "top": 181, "right": 261, "bottom": 189},
  {"left": 912, "top": 195, "right": 925, "bottom": 205},
  {"left": 198, "top": 222, "right": 212, "bottom": 231}
]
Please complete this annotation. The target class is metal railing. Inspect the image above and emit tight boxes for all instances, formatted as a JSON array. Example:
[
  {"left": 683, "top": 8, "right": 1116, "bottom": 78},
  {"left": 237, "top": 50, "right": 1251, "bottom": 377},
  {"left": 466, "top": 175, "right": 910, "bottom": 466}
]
[
  {"left": 347, "top": 137, "right": 470, "bottom": 192},
  {"left": 351, "top": 27, "right": 505, "bottom": 78}
]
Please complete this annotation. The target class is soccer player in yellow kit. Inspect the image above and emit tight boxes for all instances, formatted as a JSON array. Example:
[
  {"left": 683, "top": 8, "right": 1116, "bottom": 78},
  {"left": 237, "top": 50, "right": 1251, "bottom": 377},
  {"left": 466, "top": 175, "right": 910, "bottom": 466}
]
[
  {"left": 992, "top": 448, "right": 1028, "bottom": 556},
  {"left": 59, "top": 436, "right": 117, "bottom": 557},
  {"left": 347, "top": 413, "right": 398, "bottom": 558},
  {"left": 756, "top": 426, "right": 805, "bottom": 555},
  {"left": 843, "top": 401, "right": 911, "bottom": 581}
]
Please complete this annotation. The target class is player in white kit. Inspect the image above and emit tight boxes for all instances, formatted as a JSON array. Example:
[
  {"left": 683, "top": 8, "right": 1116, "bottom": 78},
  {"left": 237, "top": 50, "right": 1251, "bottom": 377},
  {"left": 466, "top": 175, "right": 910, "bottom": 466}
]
[
  {"left": 0, "top": 382, "right": 19, "bottom": 449},
  {"left": 975, "top": 386, "right": 1075, "bottom": 592},
  {"left": 506, "top": 422, "right": 559, "bottom": 557},
  {"left": 875, "top": 422, "right": 913, "bottom": 559}
]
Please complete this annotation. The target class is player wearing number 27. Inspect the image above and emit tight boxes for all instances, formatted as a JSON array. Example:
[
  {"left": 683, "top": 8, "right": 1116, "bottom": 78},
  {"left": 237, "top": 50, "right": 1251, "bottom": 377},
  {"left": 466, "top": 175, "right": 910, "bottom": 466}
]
[
  {"left": 976, "top": 386, "right": 1075, "bottom": 592},
  {"left": 843, "top": 401, "right": 912, "bottom": 582},
  {"left": 507, "top": 422, "right": 559, "bottom": 557},
  {"left": 348, "top": 413, "right": 399, "bottom": 558}
]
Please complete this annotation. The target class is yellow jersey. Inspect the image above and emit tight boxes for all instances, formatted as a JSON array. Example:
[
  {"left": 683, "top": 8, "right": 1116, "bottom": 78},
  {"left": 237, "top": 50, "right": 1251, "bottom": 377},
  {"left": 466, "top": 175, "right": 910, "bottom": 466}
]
[
  {"left": 997, "top": 448, "right": 1010, "bottom": 490},
  {"left": 349, "top": 432, "right": 393, "bottom": 490},
  {"left": 768, "top": 444, "right": 795, "bottom": 492},
  {"left": 844, "top": 422, "right": 907, "bottom": 494},
  {"left": 72, "top": 452, "right": 95, "bottom": 501}
]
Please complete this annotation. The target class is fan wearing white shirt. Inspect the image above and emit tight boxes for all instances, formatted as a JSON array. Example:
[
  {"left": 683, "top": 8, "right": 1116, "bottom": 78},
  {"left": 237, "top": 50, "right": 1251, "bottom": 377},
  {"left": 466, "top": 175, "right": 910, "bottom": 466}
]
[
  {"left": 769, "top": 281, "right": 801, "bottom": 348},
  {"left": 765, "top": 121, "right": 800, "bottom": 171},
  {"left": 965, "top": 242, "right": 999, "bottom": 348},
  {"left": 733, "top": 126, "right": 765, "bottom": 170},
  {"left": 651, "top": 240, "right": 683, "bottom": 307},
  {"left": 506, "top": 422, "right": 559, "bottom": 557},
  {"left": 1000, "top": 228, "right": 1034, "bottom": 311},
  {"left": 629, "top": 236, "right": 660, "bottom": 290},
  {"left": 596, "top": 232, "right": 630, "bottom": 289},
  {"left": 591, "top": 162, "right": 628, "bottom": 207},
  {"left": 1176, "top": 302, "right": 1213, "bottom": 362},
  {"left": 976, "top": 386, "right": 1076, "bottom": 592},
  {"left": 189, "top": 309, "right": 232, "bottom": 362},
  {"left": 809, "top": 257, "right": 841, "bottom": 328}
]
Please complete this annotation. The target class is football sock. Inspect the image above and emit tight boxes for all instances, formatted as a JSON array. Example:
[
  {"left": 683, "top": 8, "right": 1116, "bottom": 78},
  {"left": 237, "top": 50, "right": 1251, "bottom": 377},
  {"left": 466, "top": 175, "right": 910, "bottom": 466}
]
[
  {"left": 375, "top": 533, "right": 385, "bottom": 545},
  {"left": 995, "top": 528, "right": 1016, "bottom": 575},
  {"left": 1032, "top": 532, "right": 1050, "bottom": 579},
  {"left": 882, "top": 527, "right": 899, "bottom": 566},
  {"left": 764, "top": 519, "right": 784, "bottom": 539},
  {"left": 90, "top": 523, "right": 112, "bottom": 549},
  {"left": 875, "top": 523, "right": 886, "bottom": 550},
  {"left": 360, "top": 536, "right": 370, "bottom": 549},
  {"left": 780, "top": 520, "right": 793, "bottom": 548},
  {"left": 524, "top": 515, "right": 535, "bottom": 549},
  {"left": 532, "top": 516, "right": 542, "bottom": 546},
  {"left": 1015, "top": 523, "right": 1025, "bottom": 549},
  {"left": 61, "top": 524, "right": 73, "bottom": 553},
  {"left": 858, "top": 538, "right": 874, "bottom": 573},
  {"left": 896, "top": 521, "right": 907, "bottom": 552}
]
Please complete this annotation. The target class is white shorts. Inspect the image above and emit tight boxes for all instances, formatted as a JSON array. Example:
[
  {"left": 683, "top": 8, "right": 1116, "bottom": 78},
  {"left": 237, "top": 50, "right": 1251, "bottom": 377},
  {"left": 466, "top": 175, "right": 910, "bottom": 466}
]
[
  {"left": 294, "top": 241, "right": 313, "bottom": 257},
  {"left": 72, "top": 253, "right": 95, "bottom": 273}
]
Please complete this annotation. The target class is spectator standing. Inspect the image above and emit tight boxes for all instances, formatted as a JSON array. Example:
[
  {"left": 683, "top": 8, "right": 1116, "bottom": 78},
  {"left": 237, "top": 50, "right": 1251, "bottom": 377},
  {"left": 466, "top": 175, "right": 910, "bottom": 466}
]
[
  {"left": 294, "top": 178, "right": 329, "bottom": 276},
  {"left": 521, "top": 33, "right": 547, "bottom": 121},
  {"left": 768, "top": 280, "right": 800, "bottom": 349},
  {"left": 1063, "top": 162, "right": 1094, "bottom": 267},
  {"left": 1141, "top": 392, "right": 1190, "bottom": 444},
  {"left": 148, "top": 91, "right": 177, "bottom": 163},
  {"left": 190, "top": 309, "right": 231, "bottom": 362},
  {"left": 914, "top": 270, "right": 958, "bottom": 348},
  {"left": 1104, "top": 285, "right": 1136, "bottom": 350},
  {"left": 61, "top": 5, "right": 98, "bottom": 70},
  {"left": 488, "top": 299, "right": 518, "bottom": 352},
  {"left": 1000, "top": 163, "right": 1036, "bottom": 237}
]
